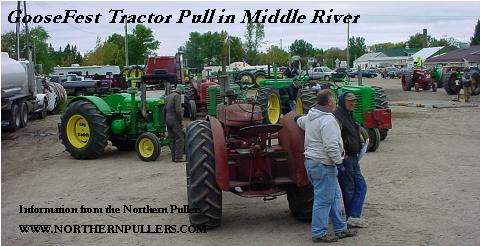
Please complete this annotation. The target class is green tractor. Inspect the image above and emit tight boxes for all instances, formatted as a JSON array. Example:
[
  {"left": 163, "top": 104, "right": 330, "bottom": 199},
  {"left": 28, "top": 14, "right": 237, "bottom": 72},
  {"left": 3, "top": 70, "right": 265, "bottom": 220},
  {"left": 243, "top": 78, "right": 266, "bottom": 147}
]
[
  {"left": 321, "top": 79, "right": 391, "bottom": 152},
  {"left": 59, "top": 77, "right": 170, "bottom": 162}
]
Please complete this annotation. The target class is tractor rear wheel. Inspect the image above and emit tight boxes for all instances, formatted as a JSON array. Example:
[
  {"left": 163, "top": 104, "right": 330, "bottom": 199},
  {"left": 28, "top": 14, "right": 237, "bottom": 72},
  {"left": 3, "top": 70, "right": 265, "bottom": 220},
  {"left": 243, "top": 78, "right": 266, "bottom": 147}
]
[
  {"left": 186, "top": 120, "right": 222, "bottom": 228},
  {"left": 372, "top": 86, "right": 389, "bottom": 140},
  {"left": 257, "top": 87, "right": 281, "bottom": 124},
  {"left": 401, "top": 74, "right": 412, "bottom": 91},
  {"left": 60, "top": 100, "right": 109, "bottom": 159},
  {"left": 295, "top": 89, "right": 317, "bottom": 115},
  {"left": 129, "top": 65, "right": 144, "bottom": 78},
  {"left": 444, "top": 71, "right": 461, "bottom": 95},
  {"left": 287, "top": 184, "right": 314, "bottom": 222},
  {"left": 136, "top": 132, "right": 161, "bottom": 161},
  {"left": 254, "top": 71, "right": 267, "bottom": 86},
  {"left": 238, "top": 71, "right": 254, "bottom": 84}
]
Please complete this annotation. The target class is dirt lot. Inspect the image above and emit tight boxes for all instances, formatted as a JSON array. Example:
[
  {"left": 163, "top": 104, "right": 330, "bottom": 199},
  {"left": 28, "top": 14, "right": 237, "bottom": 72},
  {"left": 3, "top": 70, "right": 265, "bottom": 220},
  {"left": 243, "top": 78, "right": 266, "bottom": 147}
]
[{"left": 2, "top": 78, "right": 480, "bottom": 245}]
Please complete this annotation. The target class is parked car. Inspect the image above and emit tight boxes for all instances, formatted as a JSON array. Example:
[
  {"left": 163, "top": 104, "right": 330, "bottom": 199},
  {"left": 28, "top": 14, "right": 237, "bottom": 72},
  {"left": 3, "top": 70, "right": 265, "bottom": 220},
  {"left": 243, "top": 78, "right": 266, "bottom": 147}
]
[
  {"left": 386, "top": 67, "right": 401, "bottom": 79},
  {"left": 348, "top": 68, "right": 378, "bottom": 78},
  {"left": 308, "top": 66, "right": 334, "bottom": 80}
]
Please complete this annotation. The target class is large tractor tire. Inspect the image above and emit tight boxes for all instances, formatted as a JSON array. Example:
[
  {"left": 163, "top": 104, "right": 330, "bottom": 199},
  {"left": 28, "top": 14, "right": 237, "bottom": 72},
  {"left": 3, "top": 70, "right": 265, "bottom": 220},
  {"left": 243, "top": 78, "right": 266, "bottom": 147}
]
[
  {"left": 257, "top": 87, "right": 281, "bottom": 124},
  {"left": 238, "top": 71, "right": 254, "bottom": 84},
  {"left": 360, "top": 127, "right": 381, "bottom": 152},
  {"left": 186, "top": 120, "right": 222, "bottom": 228},
  {"left": 401, "top": 73, "right": 413, "bottom": 91},
  {"left": 254, "top": 71, "right": 267, "bottom": 86},
  {"left": 60, "top": 100, "right": 109, "bottom": 159},
  {"left": 287, "top": 184, "right": 314, "bottom": 222},
  {"left": 372, "top": 86, "right": 389, "bottom": 141},
  {"left": 135, "top": 132, "right": 161, "bottom": 162},
  {"left": 295, "top": 89, "right": 317, "bottom": 115},
  {"left": 444, "top": 71, "right": 461, "bottom": 95}
]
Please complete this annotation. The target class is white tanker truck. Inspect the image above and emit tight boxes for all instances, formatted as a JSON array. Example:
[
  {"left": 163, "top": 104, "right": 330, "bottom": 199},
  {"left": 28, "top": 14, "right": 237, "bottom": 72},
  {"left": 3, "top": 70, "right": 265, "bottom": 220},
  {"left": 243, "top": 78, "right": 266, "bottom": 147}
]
[{"left": 1, "top": 52, "right": 66, "bottom": 131}]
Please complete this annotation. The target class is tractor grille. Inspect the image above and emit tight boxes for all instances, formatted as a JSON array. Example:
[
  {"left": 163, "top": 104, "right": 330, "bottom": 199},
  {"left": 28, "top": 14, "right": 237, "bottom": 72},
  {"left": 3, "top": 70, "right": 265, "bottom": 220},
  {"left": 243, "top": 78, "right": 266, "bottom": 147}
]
[{"left": 207, "top": 86, "right": 223, "bottom": 116}]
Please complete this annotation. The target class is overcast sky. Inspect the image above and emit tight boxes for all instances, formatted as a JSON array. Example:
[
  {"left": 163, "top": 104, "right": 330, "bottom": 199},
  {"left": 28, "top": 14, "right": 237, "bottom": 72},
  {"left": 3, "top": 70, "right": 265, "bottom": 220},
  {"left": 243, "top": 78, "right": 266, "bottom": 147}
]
[{"left": 1, "top": 1, "right": 479, "bottom": 56}]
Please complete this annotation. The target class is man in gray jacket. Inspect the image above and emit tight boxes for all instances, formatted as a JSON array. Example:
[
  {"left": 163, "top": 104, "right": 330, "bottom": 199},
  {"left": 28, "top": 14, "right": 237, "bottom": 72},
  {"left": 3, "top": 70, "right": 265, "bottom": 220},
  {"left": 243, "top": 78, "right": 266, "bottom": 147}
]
[
  {"left": 165, "top": 87, "right": 185, "bottom": 162},
  {"left": 296, "top": 89, "right": 356, "bottom": 242}
]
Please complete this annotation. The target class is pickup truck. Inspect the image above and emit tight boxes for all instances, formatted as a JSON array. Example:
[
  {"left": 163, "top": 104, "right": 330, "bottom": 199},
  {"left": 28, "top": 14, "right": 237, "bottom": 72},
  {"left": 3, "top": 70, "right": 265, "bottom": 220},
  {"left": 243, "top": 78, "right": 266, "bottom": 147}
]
[
  {"left": 308, "top": 66, "right": 334, "bottom": 80},
  {"left": 48, "top": 75, "right": 111, "bottom": 96}
]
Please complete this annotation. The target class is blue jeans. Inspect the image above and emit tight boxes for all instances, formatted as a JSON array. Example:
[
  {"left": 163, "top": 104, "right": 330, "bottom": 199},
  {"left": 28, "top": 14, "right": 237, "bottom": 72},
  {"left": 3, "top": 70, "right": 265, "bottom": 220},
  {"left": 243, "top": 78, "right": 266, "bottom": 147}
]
[
  {"left": 305, "top": 159, "right": 347, "bottom": 238},
  {"left": 289, "top": 100, "right": 296, "bottom": 111},
  {"left": 338, "top": 156, "right": 367, "bottom": 218}
]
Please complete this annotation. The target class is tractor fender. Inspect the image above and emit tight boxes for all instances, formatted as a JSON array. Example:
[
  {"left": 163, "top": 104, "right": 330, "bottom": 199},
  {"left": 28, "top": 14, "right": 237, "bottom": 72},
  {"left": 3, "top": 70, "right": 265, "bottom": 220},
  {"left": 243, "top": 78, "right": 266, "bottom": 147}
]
[
  {"left": 278, "top": 112, "right": 310, "bottom": 187},
  {"left": 206, "top": 115, "right": 230, "bottom": 191},
  {"left": 68, "top": 96, "right": 112, "bottom": 115}
]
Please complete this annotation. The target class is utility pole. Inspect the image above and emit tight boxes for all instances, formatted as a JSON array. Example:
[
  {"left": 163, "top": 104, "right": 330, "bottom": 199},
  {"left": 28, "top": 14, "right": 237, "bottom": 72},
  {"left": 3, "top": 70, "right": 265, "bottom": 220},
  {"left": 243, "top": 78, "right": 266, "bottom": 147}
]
[
  {"left": 16, "top": 1, "right": 21, "bottom": 60},
  {"left": 280, "top": 39, "right": 283, "bottom": 50},
  {"left": 125, "top": 22, "right": 129, "bottom": 67},
  {"left": 346, "top": 18, "right": 350, "bottom": 70},
  {"left": 228, "top": 36, "right": 231, "bottom": 65}
]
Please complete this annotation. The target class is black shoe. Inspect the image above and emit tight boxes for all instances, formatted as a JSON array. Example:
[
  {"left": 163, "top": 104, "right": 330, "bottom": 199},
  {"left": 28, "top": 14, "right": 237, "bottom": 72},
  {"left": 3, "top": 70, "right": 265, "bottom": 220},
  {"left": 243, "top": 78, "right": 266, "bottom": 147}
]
[
  {"left": 336, "top": 229, "right": 357, "bottom": 239},
  {"left": 312, "top": 235, "right": 339, "bottom": 243}
]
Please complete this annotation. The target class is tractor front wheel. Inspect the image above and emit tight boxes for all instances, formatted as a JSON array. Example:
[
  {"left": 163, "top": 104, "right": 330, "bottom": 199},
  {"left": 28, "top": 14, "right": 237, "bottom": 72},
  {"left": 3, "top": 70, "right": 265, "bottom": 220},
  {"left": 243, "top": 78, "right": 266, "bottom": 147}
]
[
  {"left": 135, "top": 132, "right": 161, "bottom": 162},
  {"left": 361, "top": 127, "right": 381, "bottom": 152},
  {"left": 414, "top": 83, "right": 420, "bottom": 92},
  {"left": 60, "top": 100, "right": 109, "bottom": 159},
  {"left": 287, "top": 184, "right": 313, "bottom": 222},
  {"left": 188, "top": 100, "right": 197, "bottom": 121},
  {"left": 186, "top": 120, "right": 222, "bottom": 228}
]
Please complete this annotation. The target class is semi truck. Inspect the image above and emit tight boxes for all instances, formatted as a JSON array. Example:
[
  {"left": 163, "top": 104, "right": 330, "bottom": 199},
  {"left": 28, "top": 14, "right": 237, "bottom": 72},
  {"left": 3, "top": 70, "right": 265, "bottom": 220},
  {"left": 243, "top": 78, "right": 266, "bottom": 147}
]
[{"left": 1, "top": 52, "right": 66, "bottom": 131}]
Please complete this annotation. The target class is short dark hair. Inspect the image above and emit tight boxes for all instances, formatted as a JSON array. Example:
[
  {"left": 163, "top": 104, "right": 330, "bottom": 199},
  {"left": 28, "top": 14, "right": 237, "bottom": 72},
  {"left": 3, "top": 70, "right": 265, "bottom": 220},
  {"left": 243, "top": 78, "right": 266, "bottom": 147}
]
[{"left": 317, "top": 89, "right": 336, "bottom": 106}]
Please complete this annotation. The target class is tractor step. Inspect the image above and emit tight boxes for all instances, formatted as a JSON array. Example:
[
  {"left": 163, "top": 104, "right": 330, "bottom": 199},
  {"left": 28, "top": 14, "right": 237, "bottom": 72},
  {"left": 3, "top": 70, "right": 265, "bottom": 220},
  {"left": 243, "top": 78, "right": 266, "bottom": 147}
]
[
  {"left": 272, "top": 177, "right": 293, "bottom": 184},
  {"left": 229, "top": 180, "right": 249, "bottom": 187}
]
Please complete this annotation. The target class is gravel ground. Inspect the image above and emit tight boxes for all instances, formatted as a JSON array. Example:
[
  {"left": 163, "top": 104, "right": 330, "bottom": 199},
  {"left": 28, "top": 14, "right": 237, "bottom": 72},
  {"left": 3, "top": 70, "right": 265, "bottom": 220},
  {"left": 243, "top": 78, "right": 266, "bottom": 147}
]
[{"left": 2, "top": 78, "right": 480, "bottom": 245}]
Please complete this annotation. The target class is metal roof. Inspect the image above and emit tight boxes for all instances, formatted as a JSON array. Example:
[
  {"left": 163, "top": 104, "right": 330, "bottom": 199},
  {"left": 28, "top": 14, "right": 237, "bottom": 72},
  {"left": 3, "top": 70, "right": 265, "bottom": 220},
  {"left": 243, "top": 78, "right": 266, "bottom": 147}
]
[{"left": 426, "top": 45, "right": 480, "bottom": 63}]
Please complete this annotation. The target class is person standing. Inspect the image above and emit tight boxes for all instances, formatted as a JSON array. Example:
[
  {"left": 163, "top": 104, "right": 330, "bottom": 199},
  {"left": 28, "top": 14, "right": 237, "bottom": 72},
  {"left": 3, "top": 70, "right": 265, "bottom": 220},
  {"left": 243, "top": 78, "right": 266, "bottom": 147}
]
[
  {"left": 333, "top": 92, "right": 368, "bottom": 228},
  {"left": 164, "top": 87, "right": 185, "bottom": 162},
  {"left": 296, "top": 89, "right": 357, "bottom": 243},
  {"left": 288, "top": 79, "right": 301, "bottom": 111}
]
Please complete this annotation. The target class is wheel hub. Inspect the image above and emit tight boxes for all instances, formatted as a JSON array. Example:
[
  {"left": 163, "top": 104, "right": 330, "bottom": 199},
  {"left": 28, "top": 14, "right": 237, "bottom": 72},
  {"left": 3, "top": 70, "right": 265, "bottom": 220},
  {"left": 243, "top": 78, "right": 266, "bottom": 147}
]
[
  {"left": 139, "top": 138, "right": 154, "bottom": 158},
  {"left": 66, "top": 114, "right": 90, "bottom": 148}
]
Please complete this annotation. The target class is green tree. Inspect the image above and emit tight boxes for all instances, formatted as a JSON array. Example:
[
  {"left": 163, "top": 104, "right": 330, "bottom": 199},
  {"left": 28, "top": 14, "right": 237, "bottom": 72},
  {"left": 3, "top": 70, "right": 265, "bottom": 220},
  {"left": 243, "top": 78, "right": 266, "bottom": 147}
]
[
  {"left": 430, "top": 37, "right": 459, "bottom": 52},
  {"left": 227, "top": 36, "right": 245, "bottom": 63},
  {"left": 471, "top": 19, "right": 480, "bottom": 45},
  {"left": 128, "top": 24, "right": 160, "bottom": 65},
  {"left": 184, "top": 32, "right": 204, "bottom": 68},
  {"left": 289, "top": 39, "right": 316, "bottom": 57},
  {"left": 0, "top": 26, "right": 82, "bottom": 74},
  {"left": 349, "top": 36, "right": 367, "bottom": 67},
  {"left": 407, "top": 33, "right": 433, "bottom": 48},
  {"left": 369, "top": 42, "right": 405, "bottom": 52},
  {"left": 258, "top": 45, "right": 289, "bottom": 66},
  {"left": 244, "top": 23, "right": 265, "bottom": 64},
  {"left": 323, "top": 48, "right": 347, "bottom": 69}
]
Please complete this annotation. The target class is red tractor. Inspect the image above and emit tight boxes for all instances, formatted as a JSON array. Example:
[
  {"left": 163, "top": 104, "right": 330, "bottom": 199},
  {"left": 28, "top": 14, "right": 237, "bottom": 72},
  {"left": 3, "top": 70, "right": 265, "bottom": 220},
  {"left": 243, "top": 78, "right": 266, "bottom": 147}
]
[
  {"left": 401, "top": 69, "right": 437, "bottom": 92},
  {"left": 183, "top": 78, "right": 219, "bottom": 121},
  {"left": 185, "top": 82, "right": 313, "bottom": 228}
]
